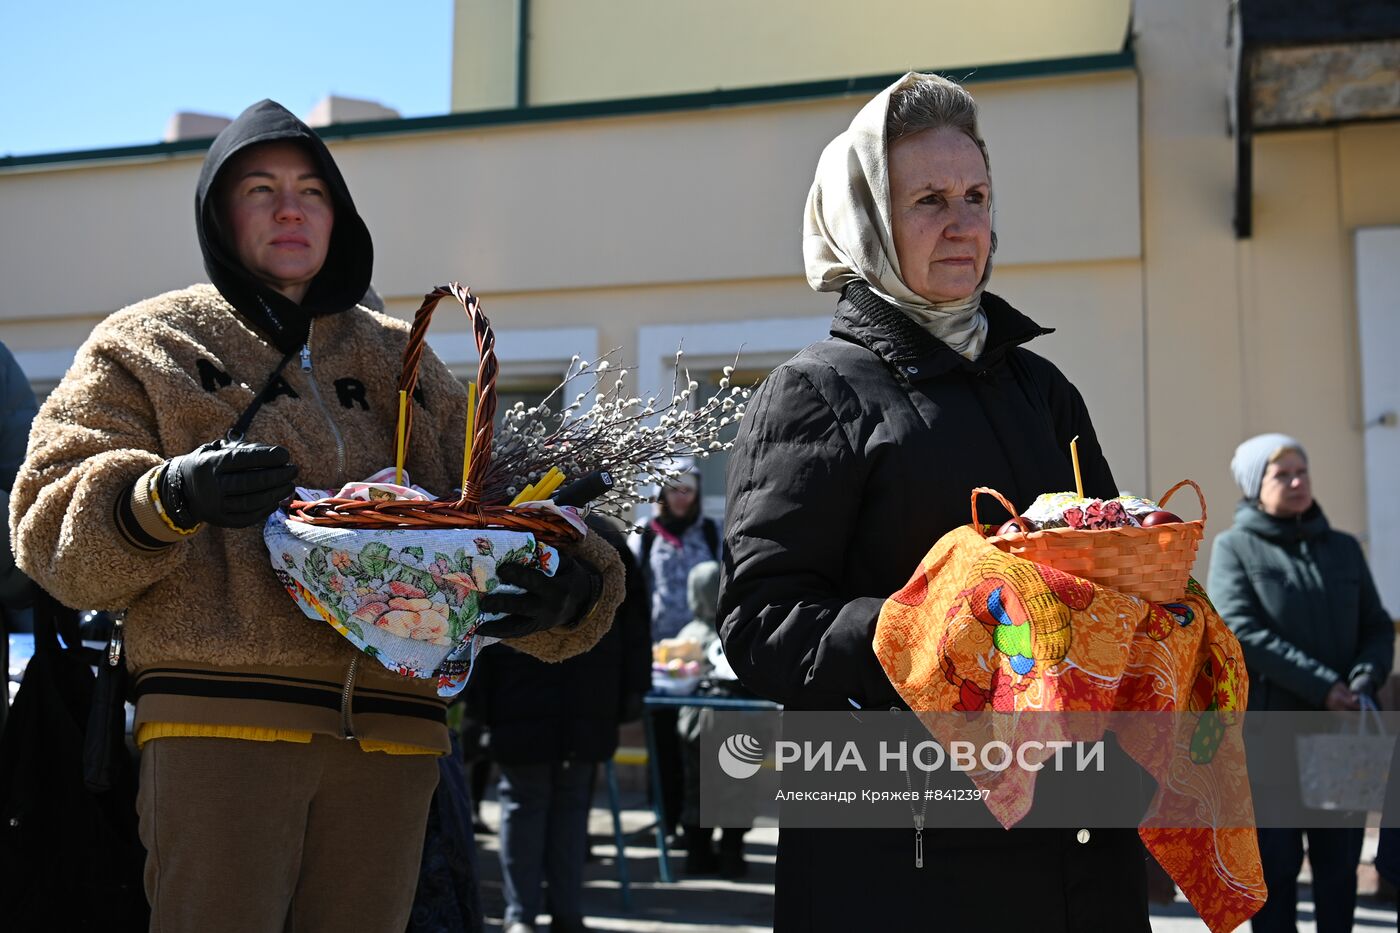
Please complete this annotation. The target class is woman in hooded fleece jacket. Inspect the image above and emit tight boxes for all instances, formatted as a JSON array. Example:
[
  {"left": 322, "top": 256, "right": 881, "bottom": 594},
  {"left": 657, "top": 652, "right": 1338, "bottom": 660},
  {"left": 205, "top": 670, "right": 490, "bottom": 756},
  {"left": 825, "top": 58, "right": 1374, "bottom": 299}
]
[{"left": 9, "top": 100, "right": 621, "bottom": 932}]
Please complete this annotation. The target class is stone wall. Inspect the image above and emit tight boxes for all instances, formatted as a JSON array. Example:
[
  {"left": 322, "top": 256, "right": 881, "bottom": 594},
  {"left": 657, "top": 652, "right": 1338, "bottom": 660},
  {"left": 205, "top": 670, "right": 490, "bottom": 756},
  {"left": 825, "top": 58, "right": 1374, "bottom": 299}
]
[{"left": 1252, "top": 39, "right": 1400, "bottom": 127}]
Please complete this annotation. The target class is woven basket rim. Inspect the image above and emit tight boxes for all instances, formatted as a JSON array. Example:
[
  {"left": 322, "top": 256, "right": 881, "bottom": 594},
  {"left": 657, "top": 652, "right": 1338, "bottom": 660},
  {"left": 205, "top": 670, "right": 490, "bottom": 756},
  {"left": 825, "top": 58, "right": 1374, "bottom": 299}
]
[
  {"left": 986, "top": 517, "right": 1204, "bottom": 545},
  {"left": 286, "top": 499, "right": 583, "bottom": 542},
  {"left": 974, "top": 479, "right": 1207, "bottom": 543},
  {"left": 972, "top": 481, "right": 1207, "bottom": 604}
]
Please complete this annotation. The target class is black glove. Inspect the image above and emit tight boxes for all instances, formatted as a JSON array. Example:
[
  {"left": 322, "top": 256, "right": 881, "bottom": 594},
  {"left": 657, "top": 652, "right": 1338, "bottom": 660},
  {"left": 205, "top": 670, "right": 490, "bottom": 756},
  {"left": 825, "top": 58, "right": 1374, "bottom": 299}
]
[
  {"left": 160, "top": 440, "right": 298, "bottom": 529},
  {"left": 1349, "top": 670, "right": 1378, "bottom": 700},
  {"left": 475, "top": 554, "right": 600, "bottom": 639}
]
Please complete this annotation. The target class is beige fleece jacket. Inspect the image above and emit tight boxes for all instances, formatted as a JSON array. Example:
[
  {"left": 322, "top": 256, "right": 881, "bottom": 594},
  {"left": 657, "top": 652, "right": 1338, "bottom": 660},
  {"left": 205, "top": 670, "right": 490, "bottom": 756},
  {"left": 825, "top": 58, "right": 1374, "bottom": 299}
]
[{"left": 10, "top": 285, "right": 618, "bottom": 747}]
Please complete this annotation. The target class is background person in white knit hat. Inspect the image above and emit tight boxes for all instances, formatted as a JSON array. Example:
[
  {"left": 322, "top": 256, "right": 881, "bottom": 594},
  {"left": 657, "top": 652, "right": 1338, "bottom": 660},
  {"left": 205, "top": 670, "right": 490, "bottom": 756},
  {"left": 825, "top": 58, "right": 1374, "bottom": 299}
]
[{"left": 1210, "top": 432, "right": 1394, "bottom": 933}]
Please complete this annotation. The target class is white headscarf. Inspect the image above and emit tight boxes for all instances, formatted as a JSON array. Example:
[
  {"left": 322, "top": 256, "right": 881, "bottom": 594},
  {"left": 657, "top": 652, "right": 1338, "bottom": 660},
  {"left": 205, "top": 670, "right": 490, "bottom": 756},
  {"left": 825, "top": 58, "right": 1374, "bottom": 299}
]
[{"left": 802, "top": 72, "right": 993, "bottom": 360}]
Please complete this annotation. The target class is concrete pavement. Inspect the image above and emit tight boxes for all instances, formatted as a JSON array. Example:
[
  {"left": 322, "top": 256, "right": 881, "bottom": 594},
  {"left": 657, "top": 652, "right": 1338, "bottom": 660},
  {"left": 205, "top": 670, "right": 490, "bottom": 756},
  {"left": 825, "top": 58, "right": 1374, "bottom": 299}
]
[
  {"left": 472, "top": 789, "right": 1398, "bottom": 932},
  {"left": 475, "top": 793, "right": 776, "bottom": 932}
]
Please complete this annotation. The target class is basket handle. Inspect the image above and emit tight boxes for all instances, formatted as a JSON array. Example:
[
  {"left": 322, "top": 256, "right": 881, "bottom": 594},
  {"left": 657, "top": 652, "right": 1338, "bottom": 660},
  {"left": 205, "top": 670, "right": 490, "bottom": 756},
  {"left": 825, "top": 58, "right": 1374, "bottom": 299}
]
[
  {"left": 1156, "top": 479, "right": 1207, "bottom": 526},
  {"left": 970, "top": 487, "right": 1022, "bottom": 536},
  {"left": 1359, "top": 694, "right": 1385, "bottom": 735},
  {"left": 398, "top": 283, "right": 498, "bottom": 509}
]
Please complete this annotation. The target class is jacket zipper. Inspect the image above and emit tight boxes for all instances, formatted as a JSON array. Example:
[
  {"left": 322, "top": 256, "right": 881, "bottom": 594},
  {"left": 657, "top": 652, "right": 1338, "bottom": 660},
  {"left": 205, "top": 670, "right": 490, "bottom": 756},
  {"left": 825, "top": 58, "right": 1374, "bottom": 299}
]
[
  {"left": 302, "top": 320, "right": 357, "bottom": 739},
  {"left": 300, "top": 320, "right": 347, "bottom": 481},
  {"left": 340, "top": 654, "right": 360, "bottom": 739}
]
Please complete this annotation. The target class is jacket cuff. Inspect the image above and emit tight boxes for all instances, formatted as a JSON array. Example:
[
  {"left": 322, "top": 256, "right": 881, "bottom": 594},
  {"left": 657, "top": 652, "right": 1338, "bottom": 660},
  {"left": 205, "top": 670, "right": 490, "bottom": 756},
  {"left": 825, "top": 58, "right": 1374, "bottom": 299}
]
[
  {"left": 1348, "top": 662, "right": 1377, "bottom": 680},
  {"left": 562, "top": 564, "right": 605, "bottom": 630},
  {"left": 504, "top": 530, "right": 624, "bottom": 663},
  {"left": 116, "top": 465, "right": 189, "bottom": 551}
]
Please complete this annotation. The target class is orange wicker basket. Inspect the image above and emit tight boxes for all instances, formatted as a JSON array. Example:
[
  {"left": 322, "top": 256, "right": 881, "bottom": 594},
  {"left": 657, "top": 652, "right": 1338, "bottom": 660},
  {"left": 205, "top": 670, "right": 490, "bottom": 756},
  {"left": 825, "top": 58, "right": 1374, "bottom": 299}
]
[
  {"left": 286, "top": 283, "right": 584, "bottom": 546},
  {"left": 971, "top": 480, "right": 1206, "bottom": 604}
]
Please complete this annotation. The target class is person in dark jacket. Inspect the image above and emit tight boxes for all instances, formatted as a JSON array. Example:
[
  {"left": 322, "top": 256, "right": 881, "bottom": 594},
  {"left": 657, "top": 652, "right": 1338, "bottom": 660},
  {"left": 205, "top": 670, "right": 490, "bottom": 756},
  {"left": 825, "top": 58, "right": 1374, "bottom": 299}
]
[
  {"left": 0, "top": 341, "right": 38, "bottom": 735},
  {"left": 1208, "top": 432, "right": 1393, "bottom": 933},
  {"left": 718, "top": 72, "right": 1153, "bottom": 931},
  {"left": 0, "top": 343, "right": 36, "bottom": 497},
  {"left": 0, "top": 341, "right": 37, "bottom": 620},
  {"left": 471, "top": 520, "right": 651, "bottom": 933},
  {"left": 1376, "top": 737, "right": 1400, "bottom": 918}
]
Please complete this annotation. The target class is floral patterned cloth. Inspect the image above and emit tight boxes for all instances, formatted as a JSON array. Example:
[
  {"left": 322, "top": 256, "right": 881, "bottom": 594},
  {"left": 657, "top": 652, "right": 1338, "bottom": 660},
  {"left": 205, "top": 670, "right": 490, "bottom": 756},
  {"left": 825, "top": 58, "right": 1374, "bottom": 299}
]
[
  {"left": 875, "top": 525, "right": 1266, "bottom": 933},
  {"left": 265, "top": 514, "right": 558, "bottom": 698}
]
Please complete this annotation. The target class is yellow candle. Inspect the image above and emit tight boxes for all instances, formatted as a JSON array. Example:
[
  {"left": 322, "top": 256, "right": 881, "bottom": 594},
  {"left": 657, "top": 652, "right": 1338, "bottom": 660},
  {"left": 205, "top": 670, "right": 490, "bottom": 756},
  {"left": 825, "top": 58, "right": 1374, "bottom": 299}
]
[
  {"left": 537, "top": 468, "right": 565, "bottom": 500},
  {"left": 1070, "top": 434, "right": 1083, "bottom": 498},
  {"left": 461, "top": 382, "right": 477, "bottom": 494},
  {"left": 511, "top": 468, "right": 569, "bottom": 507},
  {"left": 395, "top": 390, "right": 408, "bottom": 486}
]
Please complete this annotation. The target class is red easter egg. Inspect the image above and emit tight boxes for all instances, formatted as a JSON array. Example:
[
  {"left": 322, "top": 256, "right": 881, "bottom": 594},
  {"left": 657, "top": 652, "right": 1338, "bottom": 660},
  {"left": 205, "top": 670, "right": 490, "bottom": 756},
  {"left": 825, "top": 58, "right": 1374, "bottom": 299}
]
[{"left": 1140, "top": 510, "right": 1183, "bottom": 527}]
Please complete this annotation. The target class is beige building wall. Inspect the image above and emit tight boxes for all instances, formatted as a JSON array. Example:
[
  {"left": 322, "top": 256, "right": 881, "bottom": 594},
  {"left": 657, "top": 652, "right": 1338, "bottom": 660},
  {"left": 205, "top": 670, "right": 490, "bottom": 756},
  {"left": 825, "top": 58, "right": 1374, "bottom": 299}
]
[
  {"left": 1, "top": 70, "right": 1144, "bottom": 502},
  {"left": 1136, "top": 0, "right": 1400, "bottom": 588},
  {"left": 1135, "top": 0, "right": 1248, "bottom": 566},
  {"left": 6, "top": 1, "right": 1397, "bottom": 601},
  {"left": 451, "top": 0, "right": 519, "bottom": 111},
  {"left": 451, "top": 0, "right": 1131, "bottom": 110}
]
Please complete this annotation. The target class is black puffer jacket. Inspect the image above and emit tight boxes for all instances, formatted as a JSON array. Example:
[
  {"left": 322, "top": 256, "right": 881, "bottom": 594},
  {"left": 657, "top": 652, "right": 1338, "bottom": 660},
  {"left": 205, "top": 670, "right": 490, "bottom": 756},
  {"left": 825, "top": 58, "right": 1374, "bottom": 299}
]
[
  {"left": 718, "top": 283, "right": 1151, "bottom": 931},
  {"left": 719, "top": 282, "right": 1115, "bottom": 711}
]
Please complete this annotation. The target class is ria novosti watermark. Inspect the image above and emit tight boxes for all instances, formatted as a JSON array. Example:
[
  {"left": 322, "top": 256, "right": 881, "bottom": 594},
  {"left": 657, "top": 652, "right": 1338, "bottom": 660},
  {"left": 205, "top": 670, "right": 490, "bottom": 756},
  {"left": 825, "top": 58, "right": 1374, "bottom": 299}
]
[
  {"left": 720, "top": 733, "right": 1106, "bottom": 778},
  {"left": 717, "top": 733, "right": 766, "bottom": 780},
  {"left": 695, "top": 710, "right": 1400, "bottom": 830}
]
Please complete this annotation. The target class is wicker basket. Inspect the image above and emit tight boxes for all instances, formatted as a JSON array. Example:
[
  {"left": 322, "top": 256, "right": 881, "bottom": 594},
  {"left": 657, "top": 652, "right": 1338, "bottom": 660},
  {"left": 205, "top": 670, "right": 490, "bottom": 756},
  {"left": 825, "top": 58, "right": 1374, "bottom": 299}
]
[
  {"left": 286, "top": 283, "right": 583, "bottom": 546},
  {"left": 971, "top": 480, "right": 1207, "bottom": 604}
]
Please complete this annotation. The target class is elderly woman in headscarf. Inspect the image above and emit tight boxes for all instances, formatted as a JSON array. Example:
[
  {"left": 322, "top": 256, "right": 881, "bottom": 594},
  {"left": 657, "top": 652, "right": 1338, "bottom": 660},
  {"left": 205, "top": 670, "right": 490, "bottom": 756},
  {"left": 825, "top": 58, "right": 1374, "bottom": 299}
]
[
  {"left": 717, "top": 73, "right": 1152, "bottom": 930},
  {"left": 1209, "top": 433, "right": 1393, "bottom": 933}
]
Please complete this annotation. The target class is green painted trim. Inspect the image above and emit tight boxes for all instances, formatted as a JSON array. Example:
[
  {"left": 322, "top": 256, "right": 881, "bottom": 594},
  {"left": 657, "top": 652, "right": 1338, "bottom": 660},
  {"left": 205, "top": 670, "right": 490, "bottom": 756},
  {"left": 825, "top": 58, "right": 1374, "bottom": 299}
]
[{"left": 1, "top": 47, "right": 1135, "bottom": 172}]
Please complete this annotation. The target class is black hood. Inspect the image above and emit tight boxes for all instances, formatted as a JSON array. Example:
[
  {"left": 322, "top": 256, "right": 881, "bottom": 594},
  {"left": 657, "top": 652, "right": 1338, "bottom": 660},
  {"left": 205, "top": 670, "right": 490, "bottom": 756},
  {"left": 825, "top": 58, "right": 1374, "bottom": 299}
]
[{"left": 195, "top": 99, "right": 373, "bottom": 354}]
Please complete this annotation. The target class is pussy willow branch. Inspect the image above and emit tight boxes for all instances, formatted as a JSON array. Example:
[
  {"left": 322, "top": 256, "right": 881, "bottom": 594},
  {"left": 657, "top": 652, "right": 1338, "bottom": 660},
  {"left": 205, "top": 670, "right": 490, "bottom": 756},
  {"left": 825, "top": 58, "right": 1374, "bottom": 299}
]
[{"left": 474, "top": 348, "right": 749, "bottom": 515}]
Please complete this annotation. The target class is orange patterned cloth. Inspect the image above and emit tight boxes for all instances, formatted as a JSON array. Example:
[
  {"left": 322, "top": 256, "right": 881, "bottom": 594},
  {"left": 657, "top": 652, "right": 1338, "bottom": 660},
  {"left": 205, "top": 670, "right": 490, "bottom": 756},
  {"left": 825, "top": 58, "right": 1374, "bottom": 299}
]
[{"left": 875, "top": 525, "right": 1265, "bottom": 933}]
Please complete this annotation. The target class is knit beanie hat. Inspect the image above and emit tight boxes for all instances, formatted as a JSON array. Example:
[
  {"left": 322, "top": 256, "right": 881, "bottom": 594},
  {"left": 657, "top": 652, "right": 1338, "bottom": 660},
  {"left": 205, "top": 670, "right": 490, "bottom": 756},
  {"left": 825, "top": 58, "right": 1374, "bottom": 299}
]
[
  {"left": 1230, "top": 433, "right": 1306, "bottom": 499},
  {"left": 665, "top": 457, "right": 700, "bottom": 491}
]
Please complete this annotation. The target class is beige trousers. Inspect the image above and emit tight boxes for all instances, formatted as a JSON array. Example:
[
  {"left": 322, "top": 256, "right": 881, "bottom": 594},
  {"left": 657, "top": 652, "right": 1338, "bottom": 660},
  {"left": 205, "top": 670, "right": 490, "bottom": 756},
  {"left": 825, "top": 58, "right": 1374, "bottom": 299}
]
[{"left": 137, "top": 735, "right": 439, "bottom": 933}]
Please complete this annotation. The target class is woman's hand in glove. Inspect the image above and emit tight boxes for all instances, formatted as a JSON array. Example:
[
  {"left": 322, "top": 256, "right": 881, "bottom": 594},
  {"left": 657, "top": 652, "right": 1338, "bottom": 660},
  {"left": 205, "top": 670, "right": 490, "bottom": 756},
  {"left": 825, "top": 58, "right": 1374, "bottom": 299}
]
[
  {"left": 160, "top": 440, "right": 298, "bottom": 529},
  {"left": 475, "top": 555, "right": 601, "bottom": 639}
]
